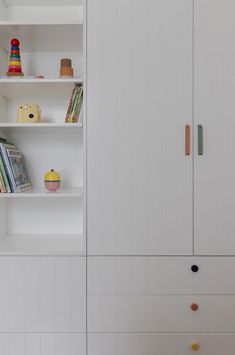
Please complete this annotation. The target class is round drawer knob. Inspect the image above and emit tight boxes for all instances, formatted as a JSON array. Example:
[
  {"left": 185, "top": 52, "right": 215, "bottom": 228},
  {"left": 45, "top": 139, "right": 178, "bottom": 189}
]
[
  {"left": 191, "top": 265, "right": 199, "bottom": 273},
  {"left": 191, "top": 343, "right": 200, "bottom": 351},
  {"left": 191, "top": 303, "right": 199, "bottom": 311}
]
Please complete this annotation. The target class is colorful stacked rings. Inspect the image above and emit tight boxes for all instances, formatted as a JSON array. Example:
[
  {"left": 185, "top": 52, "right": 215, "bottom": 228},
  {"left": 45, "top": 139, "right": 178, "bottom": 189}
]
[{"left": 7, "top": 38, "right": 24, "bottom": 76}]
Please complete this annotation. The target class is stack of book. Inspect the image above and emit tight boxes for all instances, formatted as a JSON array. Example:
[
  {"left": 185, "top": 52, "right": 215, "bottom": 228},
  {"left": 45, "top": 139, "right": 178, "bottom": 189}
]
[
  {"left": 65, "top": 84, "right": 83, "bottom": 123},
  {"left": 0, "top": 137, "right": 32, "bottom": 193}
]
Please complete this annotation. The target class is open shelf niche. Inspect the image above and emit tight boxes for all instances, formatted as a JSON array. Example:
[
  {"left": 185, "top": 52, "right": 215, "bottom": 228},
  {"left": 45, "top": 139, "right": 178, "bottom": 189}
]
[
  {"left": 0, "top": 0, "right": 83, "bottom": 24},
  {"left": 0, "top": 0, "right": 85, "bottom": 255}
]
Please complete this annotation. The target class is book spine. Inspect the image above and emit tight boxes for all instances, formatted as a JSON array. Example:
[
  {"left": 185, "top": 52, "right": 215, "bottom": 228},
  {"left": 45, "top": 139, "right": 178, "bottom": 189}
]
[
  {"left": 0, "top": 169, "right": 6, "bottom": 193},
  {"left": 65, "top": 86, "right": 76, "bottom": 123},
  {"left": 0, "top": 155, "right": 11, "bottom": 192},
  {"left": 70, "top": 85, "right": 79, "bottom": 121},
  {"left": 0, "top": 144, "right": 17, "bottom": 192},
  {"left": 65, "top": 85, "right": 83, "bottom": 123},
  {"left": 72, "top": 87, "right": 83, "bottom": 122}
]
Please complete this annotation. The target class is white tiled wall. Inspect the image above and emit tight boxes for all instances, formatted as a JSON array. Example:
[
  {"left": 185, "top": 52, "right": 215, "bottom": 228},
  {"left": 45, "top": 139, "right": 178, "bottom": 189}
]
[{"left": 0, "top": 256, "right": 86, "bottom": 355}]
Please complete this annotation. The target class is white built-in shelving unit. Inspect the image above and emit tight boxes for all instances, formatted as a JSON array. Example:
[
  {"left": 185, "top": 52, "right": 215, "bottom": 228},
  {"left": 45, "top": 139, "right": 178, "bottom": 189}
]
[{"left": 0, "top": 0, "right": 85, "bottom": 256}]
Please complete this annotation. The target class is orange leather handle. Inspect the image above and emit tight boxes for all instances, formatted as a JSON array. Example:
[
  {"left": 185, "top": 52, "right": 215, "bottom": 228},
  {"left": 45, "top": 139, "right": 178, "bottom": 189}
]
[{"left": 185, "top": 124, "right": 190, "bottom": 155}]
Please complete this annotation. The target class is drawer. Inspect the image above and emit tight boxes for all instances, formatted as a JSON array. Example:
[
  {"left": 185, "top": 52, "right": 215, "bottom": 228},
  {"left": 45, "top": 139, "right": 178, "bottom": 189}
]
[
  {"left": 88, "top": 256, "right": 235, "bottom": 294},
  {"left": 88, "top": 295, "right": 235, "bottom": 332},
  {"left": 88, "top": 333, "right": 235, "bottom": 355}
]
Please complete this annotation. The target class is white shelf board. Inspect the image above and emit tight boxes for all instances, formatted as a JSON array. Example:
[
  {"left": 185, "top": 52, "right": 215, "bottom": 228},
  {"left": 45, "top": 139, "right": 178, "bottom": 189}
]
[
  {"left": 0, "top": 78, "right": 82, "bottom": 83},
  {"left": 0, "top": 233, "right": 84, "bottom": 255},
  {"left": 0, "top": 24, "right": 82, "bottom": 52},
  {"left": 0, "top": 122, "right": 83, "bottom": 133},
  {"left": 0, "top": 20, "right": 82, "bottom": 25},
  {"left": 0, "top": 122, "right": 82, "bottom": 127},
  {"left": 0, "top": 187, "right": 83, "bottom": 198},
  {"left": 0, "top": 78, "right": 83, "bottom": 98},
  {"left": 4, "top": 0, "right": 83, "bottom": 5}
]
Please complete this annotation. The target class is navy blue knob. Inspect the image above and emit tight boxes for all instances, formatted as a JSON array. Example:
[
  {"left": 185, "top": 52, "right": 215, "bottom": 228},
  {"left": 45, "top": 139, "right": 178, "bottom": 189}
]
[{"left": 191, "top": 265, "right": 199, "bottom": 273}]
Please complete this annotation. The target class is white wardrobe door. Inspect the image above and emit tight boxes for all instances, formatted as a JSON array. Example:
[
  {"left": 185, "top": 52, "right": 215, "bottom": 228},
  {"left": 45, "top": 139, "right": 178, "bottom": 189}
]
[
  {"left": 87, "top": 0, "right": 193, "bottom": 255},
  {"left": 194, "top": 0, "right": 235, "bottom": 255}
]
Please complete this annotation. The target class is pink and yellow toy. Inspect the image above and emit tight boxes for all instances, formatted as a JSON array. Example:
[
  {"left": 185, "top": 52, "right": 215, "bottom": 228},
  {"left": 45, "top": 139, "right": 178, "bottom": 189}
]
[
  {"left": 7, "top": 38, "right": 24, "bottom": 76},
  {"left": 44, "top": 169, "right": 61, "bottom": 191}
]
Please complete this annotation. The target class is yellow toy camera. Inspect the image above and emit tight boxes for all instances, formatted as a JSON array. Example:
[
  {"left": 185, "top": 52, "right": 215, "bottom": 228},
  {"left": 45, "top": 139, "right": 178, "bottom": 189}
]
[{"left": 17, "top": 104, "right": 41, "bottom": 123}]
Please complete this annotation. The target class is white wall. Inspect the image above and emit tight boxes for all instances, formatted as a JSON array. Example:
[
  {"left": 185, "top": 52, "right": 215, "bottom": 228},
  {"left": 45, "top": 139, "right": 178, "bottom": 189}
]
[{"left": 0, "top": 0, "right": 6, "bottom": 20}]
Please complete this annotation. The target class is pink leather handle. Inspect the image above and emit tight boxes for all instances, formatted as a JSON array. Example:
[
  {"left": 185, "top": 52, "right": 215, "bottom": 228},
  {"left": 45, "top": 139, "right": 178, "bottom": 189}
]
[{"left": 185, "top": 124, "right": 190, "bottom": 156}]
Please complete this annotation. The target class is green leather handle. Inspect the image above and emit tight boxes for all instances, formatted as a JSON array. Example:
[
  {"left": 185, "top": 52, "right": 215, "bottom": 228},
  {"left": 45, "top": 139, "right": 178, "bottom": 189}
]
[{"left": 198, "top": 125, "right": 203, "bottom": 155}]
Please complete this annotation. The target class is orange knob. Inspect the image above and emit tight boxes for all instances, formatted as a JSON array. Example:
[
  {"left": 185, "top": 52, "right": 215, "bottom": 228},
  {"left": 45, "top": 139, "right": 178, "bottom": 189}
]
[
  {"left": 191, "top": 303, "right": 199, "bottom": 311},
  {"left": 191, "top": 343, "right": 199, "bottom": 351}
]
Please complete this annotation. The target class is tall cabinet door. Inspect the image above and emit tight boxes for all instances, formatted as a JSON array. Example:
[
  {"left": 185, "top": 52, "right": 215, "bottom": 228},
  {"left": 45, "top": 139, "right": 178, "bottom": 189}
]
[
  {"left": 194, "top": 0, "right": 235, "bottom": 255},
  {"left": 87, "top": 0, "right": 193, "bottom": 255}
]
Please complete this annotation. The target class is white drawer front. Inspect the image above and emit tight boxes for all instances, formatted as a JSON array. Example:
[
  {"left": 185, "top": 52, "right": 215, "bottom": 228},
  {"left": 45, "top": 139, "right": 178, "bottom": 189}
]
[
  {"left": 88, "top": 256, "right": 235, "bottom": 294},
  {"left": 88, "top": 294, "right": 235, "bottom": 332},
  {"left": 88, "top": 333, "right": 235, "bottom": 355}
]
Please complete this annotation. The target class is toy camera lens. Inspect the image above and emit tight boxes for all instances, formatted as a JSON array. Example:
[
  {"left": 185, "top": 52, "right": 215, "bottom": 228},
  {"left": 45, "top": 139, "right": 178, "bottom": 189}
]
[{"left": 29, "top": 114, "right": 34, "bottom": 118}]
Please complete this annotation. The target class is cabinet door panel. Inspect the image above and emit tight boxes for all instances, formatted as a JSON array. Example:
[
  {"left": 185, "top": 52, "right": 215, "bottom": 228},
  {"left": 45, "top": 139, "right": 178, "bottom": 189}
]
[
  {"left": 195, "top": 0, "right": 235, "bottom": 254},
  {"left": 87, "top": 0, "right": 193, "bottom": 255}
]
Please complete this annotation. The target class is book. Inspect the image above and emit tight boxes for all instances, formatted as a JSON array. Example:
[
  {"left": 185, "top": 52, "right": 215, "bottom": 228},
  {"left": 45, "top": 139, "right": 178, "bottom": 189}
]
[
  {"left": 65, "top": 85, "right": 83, "bottom": 123},
  {"left": 0, "top": 169, "right": 6, "bottom": 193},
  {"left": 0, "top": 154, "right": 11, "bottom": 192},
  {"left": 0, "top": 142, "right": 17, "bottom": 192},
  {"left": 6, "top": 148, "right": 32, "bottom": 192}
]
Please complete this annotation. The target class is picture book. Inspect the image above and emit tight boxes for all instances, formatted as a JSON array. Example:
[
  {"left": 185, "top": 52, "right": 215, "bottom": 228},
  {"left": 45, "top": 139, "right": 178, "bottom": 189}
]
[
  {"left": 6, "top": 148, "right": 32, "bottom": 192},
  {"left": 65, "top": 84, "right": 83, "bottom": 123}
]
